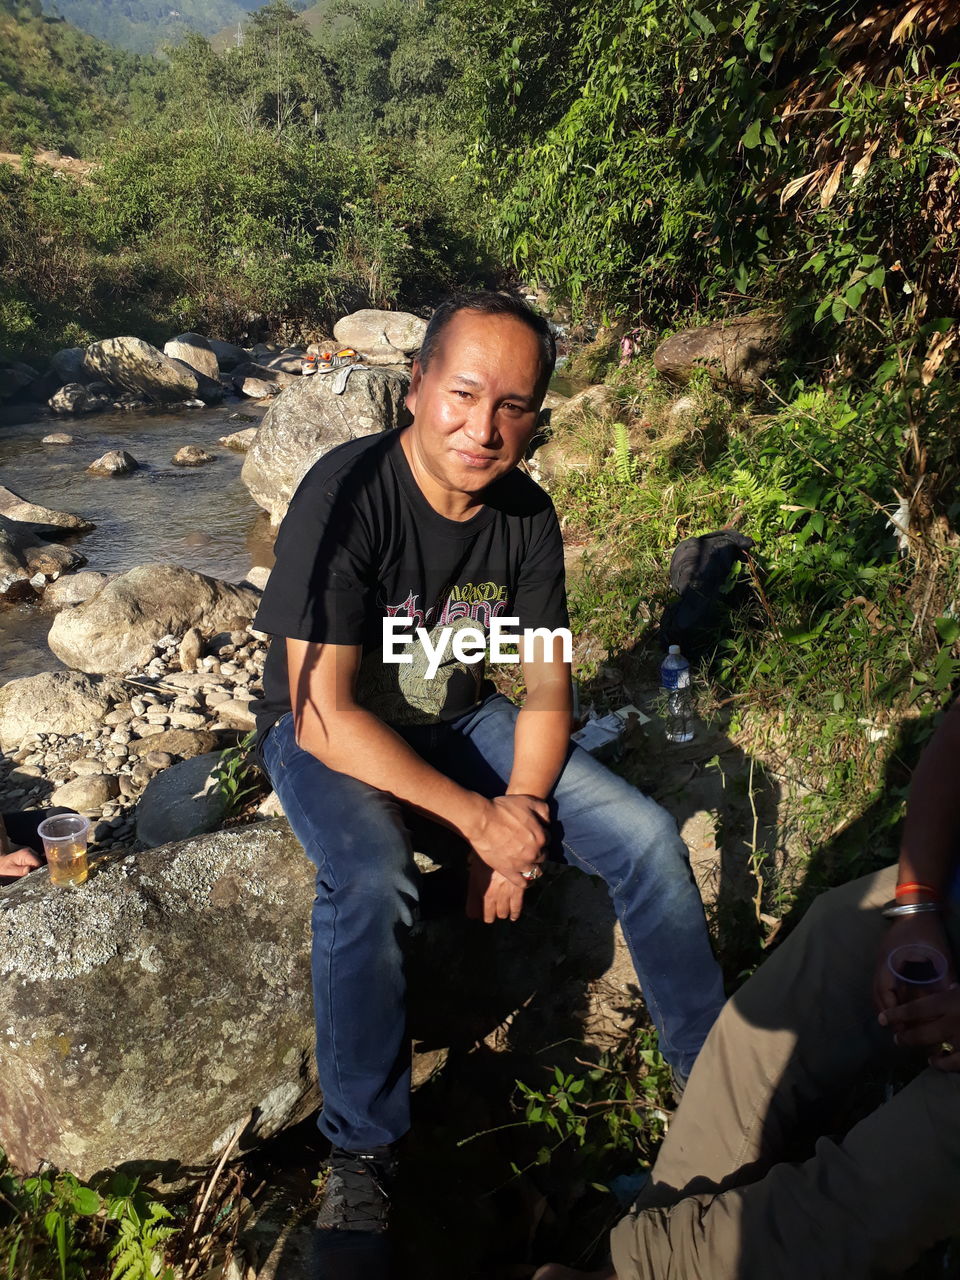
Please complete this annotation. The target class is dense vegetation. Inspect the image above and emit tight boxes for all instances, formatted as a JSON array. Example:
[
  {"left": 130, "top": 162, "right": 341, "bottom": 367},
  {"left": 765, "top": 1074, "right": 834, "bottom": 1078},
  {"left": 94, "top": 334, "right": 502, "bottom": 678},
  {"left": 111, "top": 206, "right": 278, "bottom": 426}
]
[{"left": 40, "top": 0, "right": 284, "bottom": 54}]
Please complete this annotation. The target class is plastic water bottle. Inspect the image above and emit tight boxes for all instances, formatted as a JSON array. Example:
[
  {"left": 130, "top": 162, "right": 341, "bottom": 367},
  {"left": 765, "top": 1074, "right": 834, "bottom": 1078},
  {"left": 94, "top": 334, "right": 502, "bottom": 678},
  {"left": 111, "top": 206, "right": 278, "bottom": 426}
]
[{"left": 660, "top": 645, "right": 693, "bottom": 743}]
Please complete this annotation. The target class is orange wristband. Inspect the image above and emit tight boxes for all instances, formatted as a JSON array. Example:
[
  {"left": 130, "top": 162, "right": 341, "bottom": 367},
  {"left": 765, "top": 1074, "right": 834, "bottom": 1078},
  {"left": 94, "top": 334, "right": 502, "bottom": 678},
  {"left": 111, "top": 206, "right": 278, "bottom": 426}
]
[{"left": 895, "top": 882, "right": 941, "bottom": 900}]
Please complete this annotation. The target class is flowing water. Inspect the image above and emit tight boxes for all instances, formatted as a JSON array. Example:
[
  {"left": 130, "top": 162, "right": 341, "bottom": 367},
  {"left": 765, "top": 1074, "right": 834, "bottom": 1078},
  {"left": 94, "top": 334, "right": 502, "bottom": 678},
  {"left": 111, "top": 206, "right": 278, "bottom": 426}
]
[{"left": 0, "top": 403, "right": 273, "bottom": 682}]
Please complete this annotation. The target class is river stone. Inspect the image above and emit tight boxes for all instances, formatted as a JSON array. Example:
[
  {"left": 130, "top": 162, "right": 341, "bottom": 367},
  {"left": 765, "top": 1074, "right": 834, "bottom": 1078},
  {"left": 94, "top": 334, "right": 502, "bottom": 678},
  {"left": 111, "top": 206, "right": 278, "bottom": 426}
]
[
  {"left": 652, "top": 312, "right": 786, "bottom": 390},
  {"left": 241, "top": 366, "right": 411, "bottom": 524},
  {"left": 0, "top": 358, "right": 39, "bottom": 402},
  {"left": 127, "top": 729, "right": 218, "bottom": 760},
  {"left": 49, "top": 383, "right": 111, "bottom": 415},
  {"left": 333, "top": 309, "right": 426, "bottom": 357},
  {"left": 162, "top": 333, "right": 220, "bottom": 382},
  {"left": 179, "top": 627, "right": 203, "bottom": 672},
  {"left": 207, "top": 338, "right": 247, "bottom": 372},
  {"left": 0, "top": 515, "right": 86, "bottom": 601},
  {"left": 0, "top": 483, "right": 94, "bottom": 535},
  {"left": 244, "top": 565, "right": 271, "bottom": 591},
  {"left": 44, "top": 571, "right": 110, "bottom": 609},
  {"left": 83, "top": 337, "right": 223, "bottom": 405},
  {"left": 238, "top": 377, "right": 280, "bottom": 400},
  {"left": 135, "top": 751, "right": 228, "bottom": 846},
  {"left": 47, "top": 564, "right": 260, "bottom": 675},
  {"left": 87, "top": 449, "right": 138, "bottom": 476},
  {"left": 50, "top": 774, "right": 120, "bottom": 811},
  {"left": 219, "top": 427, "right": 257, "bottom": 452},
  {"left": 0, "top": 671, "right": 125, "bottom": 751},
  {"left": 0, "top": 822, "right": 318, "bottom": 1181},
  {"left": 171, "top": 446, "right": 216, "bottom": 467},
  {"left": 42, "top": 431, "right": 75, "bottom": 445},
  {"left": 50, "top": 347, "right": 91, "bottom": 385}
]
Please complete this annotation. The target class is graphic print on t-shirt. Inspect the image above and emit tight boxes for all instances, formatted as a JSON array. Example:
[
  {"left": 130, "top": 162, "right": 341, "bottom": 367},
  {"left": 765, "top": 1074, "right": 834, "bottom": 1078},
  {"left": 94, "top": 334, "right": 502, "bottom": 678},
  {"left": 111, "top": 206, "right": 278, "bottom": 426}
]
[{"left": 355, "top": 582, "right": 512, "bottom": 724}]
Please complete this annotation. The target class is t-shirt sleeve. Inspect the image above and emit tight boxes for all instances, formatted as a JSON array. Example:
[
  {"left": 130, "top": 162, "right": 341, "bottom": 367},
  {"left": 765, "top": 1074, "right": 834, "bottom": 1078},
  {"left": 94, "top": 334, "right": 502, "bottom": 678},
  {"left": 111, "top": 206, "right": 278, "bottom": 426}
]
[
  {"left": 253, "top": 467, "right": 375, "bottom": 645},
  {"left": 513, "top": 506, "right": 569, "bottom": 633}
]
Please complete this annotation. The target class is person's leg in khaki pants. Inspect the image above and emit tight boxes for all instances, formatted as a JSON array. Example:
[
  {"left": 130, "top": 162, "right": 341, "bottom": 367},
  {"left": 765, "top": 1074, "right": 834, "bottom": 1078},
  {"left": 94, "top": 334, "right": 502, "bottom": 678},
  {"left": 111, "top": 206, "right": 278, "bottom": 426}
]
[{"left": 607, "top": 865, "right": 960, "bottom": 1279}]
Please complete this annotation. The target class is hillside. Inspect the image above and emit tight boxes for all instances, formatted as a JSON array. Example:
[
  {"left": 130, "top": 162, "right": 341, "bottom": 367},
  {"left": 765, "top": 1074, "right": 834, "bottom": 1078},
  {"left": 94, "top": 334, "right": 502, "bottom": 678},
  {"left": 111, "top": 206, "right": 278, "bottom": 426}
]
[
  {"left": 0, "top": 0, "right": 158, "bottom": 151},
  {"left": 41, "top": 0, "right": 266, "bottom": 52}
]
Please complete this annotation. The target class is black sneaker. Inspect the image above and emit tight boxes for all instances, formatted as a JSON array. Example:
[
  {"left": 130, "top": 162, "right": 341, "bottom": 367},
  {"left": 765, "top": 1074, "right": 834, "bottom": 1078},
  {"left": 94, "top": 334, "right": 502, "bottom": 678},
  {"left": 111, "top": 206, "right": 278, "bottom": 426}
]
[{"left": 316, "top": 1146, "right": 396, "bottom": 1234}]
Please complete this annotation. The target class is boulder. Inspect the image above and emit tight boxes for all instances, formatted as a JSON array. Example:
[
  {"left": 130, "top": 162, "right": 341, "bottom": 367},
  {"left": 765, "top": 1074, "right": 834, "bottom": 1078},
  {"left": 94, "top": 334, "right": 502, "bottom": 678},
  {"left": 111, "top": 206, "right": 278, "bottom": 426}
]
[
  {"left": 0, "top": 484, "right": 93, "bottom": 536},
  {"left": 135, "top": 751, "right": 228, "bottom": 847},
  {"left": 219, "top": 427, "right": 257, "bottom": 452},
  {"left": 549, "top": 384, "right": 616, "bottom": 431},
  {"left": 50, "top": 773, "right": 120, "bottom": 812},
  {"left": 49, "top": 383, "right": 111, "bottom": 415},
  {"left": 265, "top": 352, "right": 305, "bottom": 374},
  {"left": 83, "top": 337, "right": 223, "bottom": 405},
  {"left": 241, "top": 366, "right": 411, "bottom": 525},
  {"left": 47, "top": 563, "right": 260, "bottom": 675},
  {"left": 50, "top": 347, "right": 91, "bottom": 385},
  {"left": 0, "top": 358, "right": 39, "bottom": 403},
  {"left": 0, "top": 670, "right": 124, "bottom": 751},
  {"left": 0, "top": 822, "right": 318, "bottom": 1181},
  {"left": 42, "top": 432, "right": 75, "bottom": 445},
  {"left": 207, "top": 339, "right": 247, "bottom": 372},
  {"left": 44, "top": 571, "right": 110, "bottom": 609},
  {"left": 231, "top": 362, "right": 297, "bottom": 393},
  {"left": 0, "top": 515, "right": 86, "bottom": 601},
  {"left": 171, "top": 446, "right": 216, "bottom": 467},
  {"left": 162, "top": 333, "right": 220, "bottom": 383},
  {"left": 244, "top": 565, "right": 271, "bottom": 591},
  {"left": 238, "top": 377, "right": 280, "bottom": 400},
  {"left": 87, "top": 449, "right": 138, "bottom": 476},
  {"left": 653, "top": 313, "right": 786, "bottom": 390},
  {"left": 127, "top": 728, "right": 218, "bottom": 760},
  {"left": 526, "top": 436, "right": 596, "bottom": 488},
  {"left": 333, "top": 310, "right": 426, "bottom": 357}
]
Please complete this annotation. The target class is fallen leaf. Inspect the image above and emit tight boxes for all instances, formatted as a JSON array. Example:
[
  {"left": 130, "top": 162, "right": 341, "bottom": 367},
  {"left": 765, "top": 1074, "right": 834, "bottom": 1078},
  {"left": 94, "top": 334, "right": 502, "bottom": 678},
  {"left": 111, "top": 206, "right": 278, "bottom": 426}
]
[{"left": 820, "top": 159, "right": 845, "bottom": 208}]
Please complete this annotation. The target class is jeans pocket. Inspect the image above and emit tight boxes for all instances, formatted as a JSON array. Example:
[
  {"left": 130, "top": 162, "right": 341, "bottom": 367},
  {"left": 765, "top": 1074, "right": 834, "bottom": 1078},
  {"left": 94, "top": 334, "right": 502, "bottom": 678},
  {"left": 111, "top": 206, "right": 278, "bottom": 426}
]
[{"left": 270, "top": 712, "right": 295, "bottom": 772}]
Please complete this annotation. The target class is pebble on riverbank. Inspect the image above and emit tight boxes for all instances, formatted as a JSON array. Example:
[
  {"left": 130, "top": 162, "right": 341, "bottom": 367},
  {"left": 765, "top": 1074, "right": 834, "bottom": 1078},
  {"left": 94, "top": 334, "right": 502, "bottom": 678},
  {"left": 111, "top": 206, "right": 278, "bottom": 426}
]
[{"left": 0, "top": 627, "right": 268, "bottom": 856}]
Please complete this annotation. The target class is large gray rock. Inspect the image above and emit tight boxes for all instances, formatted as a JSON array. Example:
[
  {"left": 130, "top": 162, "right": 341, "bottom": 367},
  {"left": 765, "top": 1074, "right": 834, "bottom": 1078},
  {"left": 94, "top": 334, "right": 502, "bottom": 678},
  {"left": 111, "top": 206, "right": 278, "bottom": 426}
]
[
  {"left": 162, "top": 333, "right": 220, "bottom": 382},
  {"left": 135, "top": 751, "right": 228, "bottom": 846},
  {"left": 333, "top": 309, "right": 426, "bottom": 357},
  {"left": 231, "top": 362, "right": 296, "bottom": 393},
  {"left": 0, "top": 670, "right": 124, "bottom": 751},
  {"left": 0, "top": 484, "right": 94, "bottom": 536},
  {"left": 0, "top": 358, "right": 39, "bottom": 403},
  {"left": 219, "top": 427, "right": 257, "bottom": 452},
  {"left": 0, "top": 823, "right": 318, "bottom": 1181},
  {"left": 50, "top": 347, "right": 91, "bottom": 385},
  {"left": 207, "top": 338, "right": 247, "bottom": 371},
  {"left": 0, "top": 515, "right": 86, "bottom": 601},
  {"left": 83, "top": 337, "right": 223, "bottom": 405},
  {"left": 242, "top": 366, "right": 411, "bottom": 524},
  {"left": 549, "top": 384, "right": 616, "bottom": 431},
  {"left": 653, "top": 313, "right": 786, "bottom": 390},
  {"left": 47, "top": 563, "right": 260, "bottom": 674}
]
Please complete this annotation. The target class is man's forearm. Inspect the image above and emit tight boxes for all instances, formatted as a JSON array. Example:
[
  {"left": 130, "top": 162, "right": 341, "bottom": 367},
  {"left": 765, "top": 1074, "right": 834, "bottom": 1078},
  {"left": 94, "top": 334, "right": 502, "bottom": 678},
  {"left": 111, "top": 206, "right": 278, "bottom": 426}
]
[
  {"left": 898, "top": 700, "right": 960, "bottom": 895},
  {"left": 295, "top": 705, "right": 486, "bottom": 838},
  {"left": 507, "top": 681, "right": 573, "bottom": 800}
]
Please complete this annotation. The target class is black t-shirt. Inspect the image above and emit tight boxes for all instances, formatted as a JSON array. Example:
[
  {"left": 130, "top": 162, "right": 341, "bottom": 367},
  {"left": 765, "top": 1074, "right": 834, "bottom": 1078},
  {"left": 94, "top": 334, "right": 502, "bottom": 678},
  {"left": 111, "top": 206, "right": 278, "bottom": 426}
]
[{"left": 252, "top": 428, "right": 568, "bottom": 741}]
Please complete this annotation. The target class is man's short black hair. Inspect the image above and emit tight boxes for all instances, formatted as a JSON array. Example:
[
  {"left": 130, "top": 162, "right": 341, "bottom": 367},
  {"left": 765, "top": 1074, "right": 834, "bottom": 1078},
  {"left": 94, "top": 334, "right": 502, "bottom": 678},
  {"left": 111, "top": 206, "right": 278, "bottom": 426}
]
[{"left": 418, "top": 291, "right": 557, "bottom": 395}]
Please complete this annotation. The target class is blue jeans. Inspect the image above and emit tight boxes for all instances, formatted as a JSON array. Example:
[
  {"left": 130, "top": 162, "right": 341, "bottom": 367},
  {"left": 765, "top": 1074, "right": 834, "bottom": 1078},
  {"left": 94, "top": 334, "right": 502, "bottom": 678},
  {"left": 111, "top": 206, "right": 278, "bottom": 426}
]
[{"left": 261, "top": 693, "right": 724, "bottom": 1152}]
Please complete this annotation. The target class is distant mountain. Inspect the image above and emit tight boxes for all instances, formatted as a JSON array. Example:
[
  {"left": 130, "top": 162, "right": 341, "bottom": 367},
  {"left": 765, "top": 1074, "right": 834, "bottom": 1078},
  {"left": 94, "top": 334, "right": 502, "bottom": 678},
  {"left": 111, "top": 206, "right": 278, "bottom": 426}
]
[
  {"left": 40, "top": 0, "right": 276, "bottom": 53},
  {"left": 0, "top": 0, "right": 157, "bottom": 150},
  {"left": 209, "top": 0, "right": 342, "bottom": 53}
]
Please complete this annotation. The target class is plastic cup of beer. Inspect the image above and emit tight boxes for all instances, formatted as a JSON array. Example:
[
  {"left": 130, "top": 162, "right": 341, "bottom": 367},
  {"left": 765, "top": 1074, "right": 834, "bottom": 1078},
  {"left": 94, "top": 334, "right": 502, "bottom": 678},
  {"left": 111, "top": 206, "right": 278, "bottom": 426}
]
[
  {"left": 887, "top": 942, "right": 949, "bottom": 1003},
  {"left": 36, "top": 813, "right": 91, "bottom": 887}
]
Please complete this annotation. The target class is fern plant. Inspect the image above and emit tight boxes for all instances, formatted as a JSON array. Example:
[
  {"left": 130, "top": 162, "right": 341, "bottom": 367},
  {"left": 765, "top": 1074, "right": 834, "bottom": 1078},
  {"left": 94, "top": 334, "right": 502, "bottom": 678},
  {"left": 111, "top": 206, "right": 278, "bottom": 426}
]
[
  {"left": 612, "top": 421, "right": 636, "bottom": 484},
  {"left": 107, "top": 1196, "right": 176, "bottom": 1280}
]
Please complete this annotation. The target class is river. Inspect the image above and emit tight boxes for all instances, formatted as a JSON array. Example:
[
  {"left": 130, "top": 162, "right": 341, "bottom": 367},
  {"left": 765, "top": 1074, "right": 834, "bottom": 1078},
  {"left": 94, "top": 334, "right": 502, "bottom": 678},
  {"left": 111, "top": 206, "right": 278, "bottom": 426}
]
[{"left": 0, "top": 403, "right": 273, "bottom": 683}]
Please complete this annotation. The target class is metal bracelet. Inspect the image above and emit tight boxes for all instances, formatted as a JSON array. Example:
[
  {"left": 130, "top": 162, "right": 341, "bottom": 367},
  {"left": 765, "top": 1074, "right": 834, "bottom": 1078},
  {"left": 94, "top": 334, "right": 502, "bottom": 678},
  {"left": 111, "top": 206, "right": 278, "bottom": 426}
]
[{"left": 881, "top": 899, "right": 941, "bottom": 919}]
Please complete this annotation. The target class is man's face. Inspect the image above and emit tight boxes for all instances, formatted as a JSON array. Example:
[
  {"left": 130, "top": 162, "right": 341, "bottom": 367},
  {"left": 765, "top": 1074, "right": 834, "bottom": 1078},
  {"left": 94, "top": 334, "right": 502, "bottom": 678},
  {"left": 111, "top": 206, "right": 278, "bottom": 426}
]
[{"left": 404, "top": 310, "right": 545, "bottom": 503}]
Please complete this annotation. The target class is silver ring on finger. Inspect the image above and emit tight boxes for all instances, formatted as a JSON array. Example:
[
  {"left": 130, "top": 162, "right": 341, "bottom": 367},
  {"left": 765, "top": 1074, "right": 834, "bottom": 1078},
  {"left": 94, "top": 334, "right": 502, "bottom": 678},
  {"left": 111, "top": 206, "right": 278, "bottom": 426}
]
[{"left": 521, "top": 866, "right": 543, "bottom": 882}]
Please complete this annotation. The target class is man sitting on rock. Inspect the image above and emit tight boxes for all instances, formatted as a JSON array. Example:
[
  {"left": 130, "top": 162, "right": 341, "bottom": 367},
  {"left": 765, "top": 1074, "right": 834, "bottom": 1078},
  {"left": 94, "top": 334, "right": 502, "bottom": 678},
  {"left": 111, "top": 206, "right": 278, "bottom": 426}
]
[
  {"left": 535, "top": 697, "right": 960, "bottom": 1280},
  {"left": 252, "top": 291, "right": 725, "bottom": 1236}
]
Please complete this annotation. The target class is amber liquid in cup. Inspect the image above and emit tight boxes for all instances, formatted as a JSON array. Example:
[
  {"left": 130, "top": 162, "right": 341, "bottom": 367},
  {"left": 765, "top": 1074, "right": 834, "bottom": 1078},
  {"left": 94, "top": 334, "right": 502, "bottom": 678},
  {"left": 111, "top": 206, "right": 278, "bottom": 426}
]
[
  {"left": 47, "top": 840, "right": 89, "bottom": 887},
  {"left": 36, "top": 814, "right": 91, "bottom": 887}
]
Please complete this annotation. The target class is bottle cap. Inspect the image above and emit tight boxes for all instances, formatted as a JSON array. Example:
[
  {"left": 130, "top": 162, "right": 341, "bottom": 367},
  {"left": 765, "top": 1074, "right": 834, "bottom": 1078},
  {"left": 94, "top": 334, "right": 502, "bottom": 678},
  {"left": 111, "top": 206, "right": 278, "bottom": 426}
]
[{"left": 668, "top": 644, "right": 681, "bottom": 655}]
